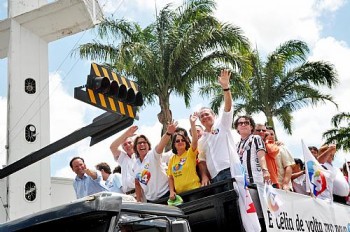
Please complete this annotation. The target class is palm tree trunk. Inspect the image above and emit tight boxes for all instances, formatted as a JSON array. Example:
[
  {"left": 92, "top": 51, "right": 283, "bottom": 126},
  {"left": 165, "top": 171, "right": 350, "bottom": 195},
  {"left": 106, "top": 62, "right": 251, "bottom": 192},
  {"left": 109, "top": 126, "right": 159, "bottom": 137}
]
[{"left": 157, "top": 95, "right": 172, "bottom": 151}]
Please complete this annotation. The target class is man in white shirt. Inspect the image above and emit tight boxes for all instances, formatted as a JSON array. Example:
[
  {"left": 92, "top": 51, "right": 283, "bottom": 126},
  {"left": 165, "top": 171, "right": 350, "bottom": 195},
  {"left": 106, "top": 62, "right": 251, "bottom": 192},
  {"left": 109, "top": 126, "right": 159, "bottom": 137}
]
[
  {"left": 110, "top": 126, "right": 138, "bottom": 195},
  {"left": 197, "top": 70, "right": 234, "bottom": 185}
]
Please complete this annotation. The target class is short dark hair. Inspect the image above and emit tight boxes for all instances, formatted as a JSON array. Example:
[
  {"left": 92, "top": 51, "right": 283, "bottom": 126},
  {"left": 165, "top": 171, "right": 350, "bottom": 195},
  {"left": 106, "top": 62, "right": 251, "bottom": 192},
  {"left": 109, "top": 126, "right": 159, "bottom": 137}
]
[
  {"left": 113, "top": 165, "right": 121, "bottom": 174},
  {"left": 234, "top": 115, "right": 255, "bottom": 133},
  {"left": 133, "top": 135, "right": 152, "bottom": 158},
  {"left": 175, "top": 127, "right": 191, "bottom": 143},
  {"left": 294, "top": 158, "right": 304, "bottom": 170},
  {"left": 171, "top": 133, "right": 191, "bottom": 154},
  {"left": 266, "top": 126, "right": 275, "bottom": 132},
  {"left": 189, "top": 125, "right": 204, "bottom": 136},
  {"left": 308, "top": 146, "right": 318, "bottom": 152},
  {"left": 96, "top": 162, "right": 111, "bottom": 174},
  {"left": 175, "top": 127, "right": 188, "bottom": 137},
  {"left": 69, "top": 156, "right": 84, "bottom": 168},
  {"left": 342, "top": 162, "right": 349, "bottom": 176}
]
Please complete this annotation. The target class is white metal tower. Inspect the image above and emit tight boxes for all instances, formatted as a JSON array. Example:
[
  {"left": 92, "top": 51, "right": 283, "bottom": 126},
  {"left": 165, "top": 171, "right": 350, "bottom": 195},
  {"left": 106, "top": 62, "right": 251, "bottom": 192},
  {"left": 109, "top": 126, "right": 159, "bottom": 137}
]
[{"left": 0, "top": 0, "right": 102, "bottom": 222}]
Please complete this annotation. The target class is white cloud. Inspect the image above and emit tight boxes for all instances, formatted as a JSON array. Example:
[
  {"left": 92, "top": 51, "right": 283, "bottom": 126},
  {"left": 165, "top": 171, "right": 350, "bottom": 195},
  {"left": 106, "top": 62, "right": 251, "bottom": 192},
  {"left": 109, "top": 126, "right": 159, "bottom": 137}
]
[
  {"left": 5, "top": 0, "right": 350, "bottom": 177},
  {"left": 215, "top": 0, "right": 321, "bottom": 53},
  {"left": 49, "top": 72, "right": 88, "bottom": 142},
  {"left": 214, "top": 0, "right": 350, "bottom": 168},
  {"left": 314, "top": 0, "right": 345, "bottom": 12},
  {"left": 55, "top": 166, "right": 76, "bottom": 179},
  {"left": 101, "top": 0, "right": 171, "bottom": 25}
]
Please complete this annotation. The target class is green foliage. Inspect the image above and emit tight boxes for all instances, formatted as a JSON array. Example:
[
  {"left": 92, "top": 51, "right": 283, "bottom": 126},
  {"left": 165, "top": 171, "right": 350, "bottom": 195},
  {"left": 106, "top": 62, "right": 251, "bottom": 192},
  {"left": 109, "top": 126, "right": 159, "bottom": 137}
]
[
  {"left": 200, "top": 40, "right": 338, "bottom": 135},
  {"left": 77, "top": 0, "right": 251, "bottom": 136},
  {"left": 323, "top": 112, "right": 350, "bottom": 151}
]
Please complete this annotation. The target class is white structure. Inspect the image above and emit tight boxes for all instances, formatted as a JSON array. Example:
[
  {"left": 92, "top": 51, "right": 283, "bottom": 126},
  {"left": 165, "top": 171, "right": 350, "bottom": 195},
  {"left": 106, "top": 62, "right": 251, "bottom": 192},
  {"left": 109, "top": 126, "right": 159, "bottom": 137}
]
[
  {"left": 50, "top": 177, "right": 75, "bottom": 207},
  {"left": 0, "top": 0, "right": 102, "bottom": 222}
]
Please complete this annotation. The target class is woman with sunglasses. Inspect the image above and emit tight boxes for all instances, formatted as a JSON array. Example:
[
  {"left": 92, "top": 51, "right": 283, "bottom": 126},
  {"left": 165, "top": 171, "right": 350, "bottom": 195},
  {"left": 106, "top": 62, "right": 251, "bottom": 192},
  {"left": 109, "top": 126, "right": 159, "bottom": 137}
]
[
  {"left": 234, "top": 115, "right": 270, "bottom": 186},
  {"left": 167, "top": 113, "right": 201, "bottom": 202},
  {"left": 133, "top": 121, "right": 177, "bottom": 202}
]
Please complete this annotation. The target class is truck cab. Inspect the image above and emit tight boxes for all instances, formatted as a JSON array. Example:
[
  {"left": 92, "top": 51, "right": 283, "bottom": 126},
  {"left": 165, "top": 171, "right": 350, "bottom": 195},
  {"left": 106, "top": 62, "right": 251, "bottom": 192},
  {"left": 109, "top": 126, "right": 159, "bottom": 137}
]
[{"left": 0, "top": 192, "right": 191, "bottom": 232}]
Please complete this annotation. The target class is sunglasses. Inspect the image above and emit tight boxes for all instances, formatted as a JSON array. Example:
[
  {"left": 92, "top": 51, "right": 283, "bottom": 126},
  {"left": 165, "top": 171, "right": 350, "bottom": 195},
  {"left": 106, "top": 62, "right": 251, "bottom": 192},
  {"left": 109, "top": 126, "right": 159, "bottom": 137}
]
[
  {"left": 237, "top": 121, "right": 250, "bottom": 126},
  {"left": 175, "top": 139, "right": 186, "bottom": 143},
  {"left": 255, "top": 129, "right": 266, "bottom": 132}
]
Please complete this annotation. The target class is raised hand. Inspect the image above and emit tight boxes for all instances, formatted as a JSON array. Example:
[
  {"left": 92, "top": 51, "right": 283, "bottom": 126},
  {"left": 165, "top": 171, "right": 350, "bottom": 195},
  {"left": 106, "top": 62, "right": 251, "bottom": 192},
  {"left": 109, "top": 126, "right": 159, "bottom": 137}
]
[
  {"left": 218, "top": 69, "right": 231, "bottom": 89},
  {"left": 167, "top": 120, "right": 178, "bottom": 135},
  {"left": 125, "top": 125, "right": 138, "bottom": 137},
  {"left": 189, "top": 112, "right": 198, "bottom": 125}
]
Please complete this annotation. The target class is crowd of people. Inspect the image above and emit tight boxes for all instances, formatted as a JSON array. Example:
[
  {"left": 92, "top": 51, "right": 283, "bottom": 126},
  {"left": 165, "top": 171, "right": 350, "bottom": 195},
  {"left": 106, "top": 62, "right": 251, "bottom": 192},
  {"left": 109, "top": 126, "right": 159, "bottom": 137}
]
[{"left": 69, "top": 69, "right": 350, "bottom": 206}]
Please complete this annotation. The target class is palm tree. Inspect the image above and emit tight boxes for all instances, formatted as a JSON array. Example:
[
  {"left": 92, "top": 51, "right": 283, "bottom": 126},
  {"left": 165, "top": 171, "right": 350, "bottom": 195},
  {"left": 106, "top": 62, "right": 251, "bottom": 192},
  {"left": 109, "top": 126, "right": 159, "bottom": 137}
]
[
  {"left": 77, "top": 0, "right": 250, "bottom": 137},
  {"left": 200, "top": 40, "right": 338, "bottom": 134},
  {"left": 322, "top": 112, "right": 350, "bottom": 151}
]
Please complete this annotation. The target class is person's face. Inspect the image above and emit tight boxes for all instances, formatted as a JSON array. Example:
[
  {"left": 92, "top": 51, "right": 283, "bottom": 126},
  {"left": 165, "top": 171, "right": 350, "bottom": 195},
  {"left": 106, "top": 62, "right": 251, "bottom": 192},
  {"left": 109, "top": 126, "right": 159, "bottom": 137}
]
[
  {"left": 71, "top": 159, "right": 86, "bottom": 177},
  {"left": 199, "top": 109, "right": 215, "bottom": 129},
  {"left": 237, "top": 118, "right": 252, "bottom": 137},
  {"left": 265, "top": 129, "right": 275, "bottom": 143},
  {"left": 327, "top": 151, "right": 336, "bottom": 163},
  {"left": 136, "top": 138, "right": 149, "bottom": 158},
  {"left": 122, "top": 138, "right": 134, "bottom": 155},
  {"left": 196, "top": 126, "right": 204, "bottom": 139},
  {"left": 310, "top": 148, "right": 318, "bottom": 158},
  {"left": 292, "top": 163, "right": 301, "bottom": 173},
  {"left": 254, "top": 125, "right": 266, "bottom": 138},
  {"left": 174, "top": 135, "right": 186, "bottom": 153},
  {"left": 98, "top": 169, "right": 108, "bottom": 181}
]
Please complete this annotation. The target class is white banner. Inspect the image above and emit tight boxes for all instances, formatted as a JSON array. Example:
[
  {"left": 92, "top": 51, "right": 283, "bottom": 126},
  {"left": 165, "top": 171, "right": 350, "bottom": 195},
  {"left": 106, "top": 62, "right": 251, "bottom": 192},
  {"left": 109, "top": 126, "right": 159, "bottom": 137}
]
[{"left": 257, "top": 186, "right": 350, "bottom": 232}]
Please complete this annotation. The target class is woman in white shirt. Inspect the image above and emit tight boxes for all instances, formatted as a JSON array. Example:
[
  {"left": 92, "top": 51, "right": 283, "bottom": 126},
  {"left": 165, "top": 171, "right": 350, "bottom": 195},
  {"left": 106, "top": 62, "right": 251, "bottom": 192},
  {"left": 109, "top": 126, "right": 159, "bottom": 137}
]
[{"left": 133, "top": 121, "right": 177, "bottom": 202}]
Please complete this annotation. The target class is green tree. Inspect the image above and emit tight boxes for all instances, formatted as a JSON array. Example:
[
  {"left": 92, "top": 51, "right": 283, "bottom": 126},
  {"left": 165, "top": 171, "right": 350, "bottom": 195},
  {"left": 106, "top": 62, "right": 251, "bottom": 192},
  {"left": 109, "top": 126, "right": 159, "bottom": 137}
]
[
  {"left": 200, "top": 40, "right": 338, "bottom": 134},
  {"left": 77, "top": 0, "right": 250, "bottom": 137},
  {"left": 322, "top": 112, "right": 350, "bottom": 151}
]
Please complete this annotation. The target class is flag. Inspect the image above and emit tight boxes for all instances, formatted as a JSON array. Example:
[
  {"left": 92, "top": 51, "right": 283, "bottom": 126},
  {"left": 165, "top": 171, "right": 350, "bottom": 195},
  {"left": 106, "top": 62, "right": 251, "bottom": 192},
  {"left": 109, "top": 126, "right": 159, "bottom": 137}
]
[
  {"left": 345, "top": 158, "right": 350, "bottom": 205},
  {"left": 345, "top": 158, "right": 350, "bottom": 186},
  {"left": 229, "top": 150, "right": 261, "bottom": 232},
  {"left": 301, "top": 140, "right": 334, "bottom": 201},
  {"left": 263, "top": 182, "right": 283, "bottom": 217}
]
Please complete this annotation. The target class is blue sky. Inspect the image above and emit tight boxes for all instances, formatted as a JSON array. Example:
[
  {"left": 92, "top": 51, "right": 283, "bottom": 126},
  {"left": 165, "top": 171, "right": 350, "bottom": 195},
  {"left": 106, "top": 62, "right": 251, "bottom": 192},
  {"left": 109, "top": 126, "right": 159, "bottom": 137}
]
[{"left": 1, "top": 0, "right": 350, "bottom": 178}]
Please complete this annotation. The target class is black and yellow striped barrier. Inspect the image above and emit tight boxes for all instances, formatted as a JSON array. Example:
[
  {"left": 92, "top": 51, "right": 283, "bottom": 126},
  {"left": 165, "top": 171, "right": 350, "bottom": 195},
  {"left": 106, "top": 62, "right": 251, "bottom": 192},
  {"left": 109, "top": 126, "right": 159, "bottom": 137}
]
[
  {"left": 74, "top": 63, "right": 142, "bottom": 119},
  {"left": 90, "top": 63, "right": 139, "bottom": 92},
  {"left": 86, "top": 88, "right": 136, "bottom": 118}
]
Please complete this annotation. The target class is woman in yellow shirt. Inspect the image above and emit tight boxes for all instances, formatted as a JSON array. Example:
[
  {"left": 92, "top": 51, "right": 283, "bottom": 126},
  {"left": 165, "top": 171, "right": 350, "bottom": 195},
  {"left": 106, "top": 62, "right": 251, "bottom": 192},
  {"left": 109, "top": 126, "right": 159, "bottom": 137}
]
[{"left": 168, "top": 113, "right": 201, "bottom": 200}]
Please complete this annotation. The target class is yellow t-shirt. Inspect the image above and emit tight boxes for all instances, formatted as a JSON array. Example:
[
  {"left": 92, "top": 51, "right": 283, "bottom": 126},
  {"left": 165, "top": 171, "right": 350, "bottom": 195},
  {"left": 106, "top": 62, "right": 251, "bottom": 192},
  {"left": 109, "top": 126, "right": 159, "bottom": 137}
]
[{"left": 167, "top": 147, "right": 201, "bottom": 194}]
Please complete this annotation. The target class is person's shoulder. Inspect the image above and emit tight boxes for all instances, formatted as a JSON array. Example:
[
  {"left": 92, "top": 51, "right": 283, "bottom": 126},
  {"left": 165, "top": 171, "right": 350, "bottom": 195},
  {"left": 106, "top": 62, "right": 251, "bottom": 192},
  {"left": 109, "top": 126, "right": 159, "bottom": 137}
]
[
  {"left": 113, "top": 173, "right": 122, "bottom": 180},
  {"left": 279, "top": 145, "right": 292, "bottom": 155},
  {"left": 168, "top": 153, "right": 178, "bottom": 162},
  {"left": 251, "top": 134, "right": 261, "bottom": 139},
  {"left": 251, "top": 134, "right": 264, "bottom": 143}
]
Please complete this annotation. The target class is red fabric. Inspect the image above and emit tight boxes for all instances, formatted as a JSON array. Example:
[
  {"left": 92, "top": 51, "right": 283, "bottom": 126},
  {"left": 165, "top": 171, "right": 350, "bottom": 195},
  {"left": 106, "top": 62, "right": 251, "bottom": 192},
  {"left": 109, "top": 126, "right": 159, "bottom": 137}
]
[{"left": 265, "top": 142, "right": 280, "bottom": 187}]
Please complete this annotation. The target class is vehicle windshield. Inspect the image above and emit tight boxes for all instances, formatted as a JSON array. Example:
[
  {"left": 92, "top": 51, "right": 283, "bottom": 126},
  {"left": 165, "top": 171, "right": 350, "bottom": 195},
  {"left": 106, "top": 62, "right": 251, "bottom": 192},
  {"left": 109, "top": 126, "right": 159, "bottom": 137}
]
[{"left": 117, "top": 215, "right": 170, "bottom": 232}]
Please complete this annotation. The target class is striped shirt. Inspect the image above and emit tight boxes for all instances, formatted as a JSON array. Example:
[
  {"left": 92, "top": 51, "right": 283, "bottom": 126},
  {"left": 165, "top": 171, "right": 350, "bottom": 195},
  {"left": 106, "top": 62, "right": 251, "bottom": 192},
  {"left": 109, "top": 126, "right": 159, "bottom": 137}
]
[{"left": 237, "top": 134, "right": 266, "bottom": 185}]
